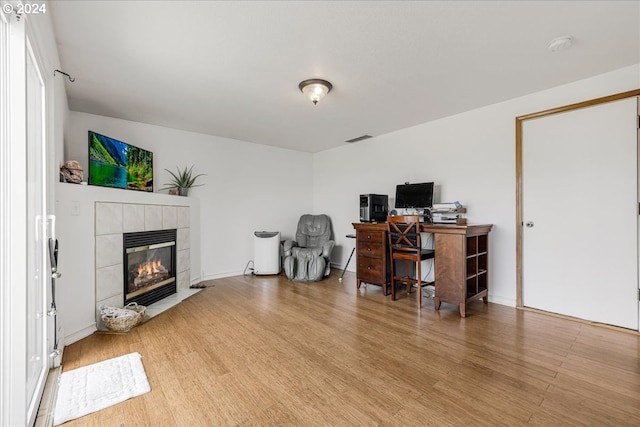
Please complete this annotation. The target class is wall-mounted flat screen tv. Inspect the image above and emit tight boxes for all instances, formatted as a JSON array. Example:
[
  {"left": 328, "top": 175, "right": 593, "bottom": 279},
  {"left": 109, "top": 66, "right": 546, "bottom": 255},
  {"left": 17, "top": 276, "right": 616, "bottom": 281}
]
[
  {"left": 88, "top": 131, "right": 153, "bottom": 192},
  {"left": 395, "top": 182, "right": 434, "bottom": 208}
]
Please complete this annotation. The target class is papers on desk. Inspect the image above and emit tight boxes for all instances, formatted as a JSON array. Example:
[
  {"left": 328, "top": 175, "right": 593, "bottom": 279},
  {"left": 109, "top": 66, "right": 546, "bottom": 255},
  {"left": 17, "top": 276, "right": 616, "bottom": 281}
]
[
  {"left": 431, "top": 202, "right": 466, "bottom": 224},
  {"left": 432, "top": 213, "right": 461, "bottom": 224},
  {"left": 432, "top": 202, "right": 462, "bottom": 211}
]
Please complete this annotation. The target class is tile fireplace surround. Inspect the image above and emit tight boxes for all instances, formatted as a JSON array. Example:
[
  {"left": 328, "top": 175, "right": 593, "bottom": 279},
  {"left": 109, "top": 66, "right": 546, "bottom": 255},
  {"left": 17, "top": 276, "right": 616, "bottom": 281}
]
[{"left": 94, "top": 202, "right": 191, "bottom": 329}]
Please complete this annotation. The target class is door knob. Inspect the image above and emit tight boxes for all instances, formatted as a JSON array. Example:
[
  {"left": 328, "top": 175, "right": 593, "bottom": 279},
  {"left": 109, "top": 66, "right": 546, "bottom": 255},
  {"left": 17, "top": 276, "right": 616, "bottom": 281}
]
[
  {"left": 525, "top": 221, "right": 534, "bottom": 228},
  {"left": 51, "top": 271, "right": 62, "bottom": 279}
]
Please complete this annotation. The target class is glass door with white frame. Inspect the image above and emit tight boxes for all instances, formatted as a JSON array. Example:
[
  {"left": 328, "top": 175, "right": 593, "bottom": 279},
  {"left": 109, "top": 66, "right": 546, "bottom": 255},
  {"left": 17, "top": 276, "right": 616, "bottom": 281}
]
[{"left": 25, "top": 36, "right": 49, "bottom": 426}]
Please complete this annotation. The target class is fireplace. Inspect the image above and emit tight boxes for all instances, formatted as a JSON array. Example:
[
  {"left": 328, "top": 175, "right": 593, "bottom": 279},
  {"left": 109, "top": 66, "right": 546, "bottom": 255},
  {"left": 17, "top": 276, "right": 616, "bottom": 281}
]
[{"left": 123, "top": 229, "right": 177, "bottom": 306}]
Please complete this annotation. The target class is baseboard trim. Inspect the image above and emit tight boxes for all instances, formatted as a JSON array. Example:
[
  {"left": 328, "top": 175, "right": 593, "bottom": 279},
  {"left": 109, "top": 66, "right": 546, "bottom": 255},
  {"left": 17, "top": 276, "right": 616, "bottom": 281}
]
[
  {"left": 63, "top": 323, "right": 97, "bottom": 346},
  {"left": 486, "top": 295, "right": 515, "bottom": 307},
  {"left": 201, "top": 270, "right": 245, "bottom": 281}
]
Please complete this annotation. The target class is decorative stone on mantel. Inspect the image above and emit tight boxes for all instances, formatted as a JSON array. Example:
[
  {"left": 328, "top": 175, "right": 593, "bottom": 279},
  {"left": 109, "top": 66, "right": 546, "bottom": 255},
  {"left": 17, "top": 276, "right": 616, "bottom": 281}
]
[{"left": 94, "top": 202, "right": 190, "bottom": 329}]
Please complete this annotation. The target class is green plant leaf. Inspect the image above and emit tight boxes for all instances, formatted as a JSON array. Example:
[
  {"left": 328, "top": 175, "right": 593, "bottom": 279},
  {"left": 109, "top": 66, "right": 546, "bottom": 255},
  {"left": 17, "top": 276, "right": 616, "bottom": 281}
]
[{"left": 161, "top": 165, "right": 207, "bottom": 190}]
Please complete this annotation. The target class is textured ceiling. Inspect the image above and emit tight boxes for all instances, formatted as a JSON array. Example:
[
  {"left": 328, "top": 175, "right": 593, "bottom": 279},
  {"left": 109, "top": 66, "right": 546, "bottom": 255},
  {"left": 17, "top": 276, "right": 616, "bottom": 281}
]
[{"left": 49, "top": 1, "right": 640, "bottom": 153}]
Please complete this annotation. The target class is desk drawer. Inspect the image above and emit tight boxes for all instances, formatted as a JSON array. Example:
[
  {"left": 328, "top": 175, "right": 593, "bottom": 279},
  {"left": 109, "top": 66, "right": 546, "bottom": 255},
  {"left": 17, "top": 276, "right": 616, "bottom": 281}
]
[
  {"left": 357, "top": 258, "right": 384, "bottom": 283},
  {"left": 357, "top": 230, "right": 385, "bottom": 244},
  {"left": 358, "top": 241, "right": 385, "bottom": 258}
]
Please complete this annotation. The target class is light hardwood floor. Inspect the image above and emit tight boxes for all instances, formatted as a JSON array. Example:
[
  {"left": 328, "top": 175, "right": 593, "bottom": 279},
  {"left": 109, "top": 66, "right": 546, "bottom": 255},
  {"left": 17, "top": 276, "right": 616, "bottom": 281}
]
[{"left": 60, "top": 270, "right": 640, "bottom": 426}]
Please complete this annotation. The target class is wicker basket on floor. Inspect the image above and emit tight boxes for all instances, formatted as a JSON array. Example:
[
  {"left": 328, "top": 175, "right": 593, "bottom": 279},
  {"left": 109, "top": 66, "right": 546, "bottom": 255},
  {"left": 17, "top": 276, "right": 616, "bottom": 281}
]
[
  {"left": 101, "top": 303, "right": 146, "bottom": 332},
  {"left": 125, "top": 302, "right": 147, "bottom": 326}
]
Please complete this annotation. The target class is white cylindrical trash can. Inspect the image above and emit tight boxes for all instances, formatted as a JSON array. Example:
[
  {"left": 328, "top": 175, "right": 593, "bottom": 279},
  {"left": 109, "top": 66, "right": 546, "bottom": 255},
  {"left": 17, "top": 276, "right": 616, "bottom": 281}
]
[{"left": 253, "top": 231, "right": 281, "bottom": 275}]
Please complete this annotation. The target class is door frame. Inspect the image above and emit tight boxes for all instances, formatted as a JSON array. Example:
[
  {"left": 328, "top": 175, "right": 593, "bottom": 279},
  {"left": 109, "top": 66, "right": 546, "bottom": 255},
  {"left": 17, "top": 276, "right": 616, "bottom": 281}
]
[
  {"left": 515, "top": 89, "right": 640, "bottom": 308},
  {"left": 1, "top": 6, "right": 30, "bottom": 426}
]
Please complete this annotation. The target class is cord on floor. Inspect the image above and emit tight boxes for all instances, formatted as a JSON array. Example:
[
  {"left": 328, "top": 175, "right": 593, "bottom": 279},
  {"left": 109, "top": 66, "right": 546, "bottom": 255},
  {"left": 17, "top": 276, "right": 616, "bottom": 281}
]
[{"left": 243, "top": 260, "right": 255, "bottom": 276}]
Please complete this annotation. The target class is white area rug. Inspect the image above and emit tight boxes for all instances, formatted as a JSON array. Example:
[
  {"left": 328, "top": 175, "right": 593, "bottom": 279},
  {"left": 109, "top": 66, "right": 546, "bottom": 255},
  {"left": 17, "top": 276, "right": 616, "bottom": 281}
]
[{"left": 54, "top": 352, "right": 151, "bottom": 425}]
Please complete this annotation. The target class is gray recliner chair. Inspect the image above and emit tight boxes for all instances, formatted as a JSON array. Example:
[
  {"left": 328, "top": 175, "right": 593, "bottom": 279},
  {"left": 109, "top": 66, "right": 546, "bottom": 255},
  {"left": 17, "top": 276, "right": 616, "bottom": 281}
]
[{"left": 283, "top": 214, "right": 335, "bottom": 281}]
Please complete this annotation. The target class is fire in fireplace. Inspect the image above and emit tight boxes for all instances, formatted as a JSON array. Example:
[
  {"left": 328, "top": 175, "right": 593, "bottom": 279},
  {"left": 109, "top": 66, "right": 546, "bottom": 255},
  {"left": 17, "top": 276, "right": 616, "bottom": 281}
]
[
  {"left": 133, "top": 259, "right": 169, "bottom": 290},
  {"left": 124, "top": 229, "right": 177, "bottom": 306}
]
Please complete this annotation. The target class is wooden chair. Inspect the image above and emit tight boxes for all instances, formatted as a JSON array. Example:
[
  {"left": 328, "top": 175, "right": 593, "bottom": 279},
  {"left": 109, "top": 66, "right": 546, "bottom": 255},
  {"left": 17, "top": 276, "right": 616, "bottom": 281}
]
[{"left": 387, "top": 215, "right": 435, "bottom": 308}]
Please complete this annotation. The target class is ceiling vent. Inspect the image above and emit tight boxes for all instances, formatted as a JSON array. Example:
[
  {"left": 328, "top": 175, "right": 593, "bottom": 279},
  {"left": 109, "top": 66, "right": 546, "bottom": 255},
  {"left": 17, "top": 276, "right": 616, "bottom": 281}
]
[{"left": 345, "top": 134, "right": 373, "bottom": 143}]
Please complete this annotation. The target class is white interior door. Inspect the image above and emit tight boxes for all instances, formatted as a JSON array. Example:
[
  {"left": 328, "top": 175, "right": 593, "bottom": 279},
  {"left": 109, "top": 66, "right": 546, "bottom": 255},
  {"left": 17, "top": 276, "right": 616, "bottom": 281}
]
[{"left": 522, "top": 97, "right": 639, "bottom": 330}]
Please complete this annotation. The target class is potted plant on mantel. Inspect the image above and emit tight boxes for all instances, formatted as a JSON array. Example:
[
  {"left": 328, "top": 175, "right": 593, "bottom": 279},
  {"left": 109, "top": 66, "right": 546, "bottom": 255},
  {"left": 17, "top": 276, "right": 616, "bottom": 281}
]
[{"left": 163, "top": 165, "right": 206, "bottom": 196}]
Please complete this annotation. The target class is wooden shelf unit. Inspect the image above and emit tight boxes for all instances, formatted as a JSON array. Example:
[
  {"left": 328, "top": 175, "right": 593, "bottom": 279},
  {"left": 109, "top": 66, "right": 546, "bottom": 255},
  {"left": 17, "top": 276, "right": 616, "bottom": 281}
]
[
  {"left": 465, "top": 234, "right": 488, "bottom": 298},
  {"left": 433, "top": 226, "right": 492, "bottom": 317}
]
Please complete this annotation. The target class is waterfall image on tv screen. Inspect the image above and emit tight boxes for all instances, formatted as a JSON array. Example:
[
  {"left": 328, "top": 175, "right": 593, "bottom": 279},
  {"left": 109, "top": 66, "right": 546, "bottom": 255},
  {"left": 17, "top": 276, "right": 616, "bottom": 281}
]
[{"left": 88, "top": 131, "right": 153, "bottom": 192}]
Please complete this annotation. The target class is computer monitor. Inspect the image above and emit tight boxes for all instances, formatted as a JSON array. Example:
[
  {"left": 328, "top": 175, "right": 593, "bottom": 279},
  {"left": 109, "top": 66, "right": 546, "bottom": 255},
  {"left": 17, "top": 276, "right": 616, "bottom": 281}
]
[{"left": 395, "top": 182, "right": 434, "bottom": 209}]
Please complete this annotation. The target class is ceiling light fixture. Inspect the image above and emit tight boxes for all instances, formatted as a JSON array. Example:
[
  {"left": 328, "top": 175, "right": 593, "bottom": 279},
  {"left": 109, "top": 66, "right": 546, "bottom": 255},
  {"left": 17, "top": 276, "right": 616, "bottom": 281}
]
[
  {"left": 548, "top": 35, "right": 573, "bottom": 52},
  {"left": 298, "top": 79, "right": 333, "bottom": 105}
]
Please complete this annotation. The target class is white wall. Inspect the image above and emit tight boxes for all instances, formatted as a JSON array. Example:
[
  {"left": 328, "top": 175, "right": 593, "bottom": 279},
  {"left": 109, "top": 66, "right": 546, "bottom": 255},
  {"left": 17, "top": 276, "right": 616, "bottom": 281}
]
[
  {"left": 59, "top": 112, "right": 314, "bottom": 341},
  {"left": 317, "top": 64, "right": 640, "bottom": 307}
]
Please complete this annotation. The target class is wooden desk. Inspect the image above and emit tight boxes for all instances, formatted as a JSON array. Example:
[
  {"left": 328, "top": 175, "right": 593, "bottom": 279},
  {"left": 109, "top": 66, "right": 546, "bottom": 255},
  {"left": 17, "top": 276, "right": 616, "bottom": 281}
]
[{"left": 352, "top": 222, "right": 493, "bottom": 317}]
